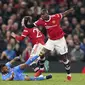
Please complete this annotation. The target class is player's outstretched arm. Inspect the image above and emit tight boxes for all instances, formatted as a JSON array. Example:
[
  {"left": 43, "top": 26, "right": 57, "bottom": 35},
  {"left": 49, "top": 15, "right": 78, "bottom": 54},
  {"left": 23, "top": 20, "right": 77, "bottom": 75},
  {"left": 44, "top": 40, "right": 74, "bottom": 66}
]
[
  {"left": 62, "top": 8, "right": 74, "bottom": 17},
  {"left": 11, "top": 28, "right": 28, "bottom": 41},
  {"left": 9, "top": 57, "right": 20, "bottom": 65}
]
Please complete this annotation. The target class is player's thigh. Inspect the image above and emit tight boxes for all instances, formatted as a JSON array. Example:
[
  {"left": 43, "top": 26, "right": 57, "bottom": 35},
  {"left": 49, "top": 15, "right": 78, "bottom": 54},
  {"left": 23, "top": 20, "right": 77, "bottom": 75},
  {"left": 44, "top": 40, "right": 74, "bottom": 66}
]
[
  {"left": 14, "top": 65, "right": 25, "bottom": 73},
  {"left": 55, "top": 37, "right": 68, "bottom": 55},
  {"left": 30, "top": 43, "right": 44, "bottom": 57},
  {"left": 44, "top": 39, "right": 54, "bottom": 51},
  {"left": 30, "top": 44, "right": 38, "bottom": 56},
  {"left": 30, "top": 43, "right": 44, "bottom": 65}
]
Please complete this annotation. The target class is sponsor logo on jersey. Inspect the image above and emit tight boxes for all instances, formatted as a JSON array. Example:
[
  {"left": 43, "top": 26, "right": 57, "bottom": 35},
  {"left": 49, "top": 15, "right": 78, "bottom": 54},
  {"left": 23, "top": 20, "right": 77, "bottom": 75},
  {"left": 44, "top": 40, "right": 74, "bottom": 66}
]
[{"left": 52, "top": 20, "right": 56, "bottom": 24}]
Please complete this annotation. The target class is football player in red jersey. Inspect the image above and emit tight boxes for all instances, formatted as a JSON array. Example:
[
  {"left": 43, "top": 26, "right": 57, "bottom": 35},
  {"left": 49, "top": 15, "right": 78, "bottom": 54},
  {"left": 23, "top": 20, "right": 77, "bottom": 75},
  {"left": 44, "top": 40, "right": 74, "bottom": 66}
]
[
  {"left": 24, "top": 8, "right": 74, "bottom": 81},
  {"left": 11, "top": 16, "right": 46, "bottom": 77}
]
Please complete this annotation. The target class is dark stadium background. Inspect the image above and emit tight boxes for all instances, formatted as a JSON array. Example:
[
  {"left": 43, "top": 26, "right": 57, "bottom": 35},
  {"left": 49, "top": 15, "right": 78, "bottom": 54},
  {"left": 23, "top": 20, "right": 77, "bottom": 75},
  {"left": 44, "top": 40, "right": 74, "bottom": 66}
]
[{"left": 0, "top": 0, "right": 85, "bottom": 73}]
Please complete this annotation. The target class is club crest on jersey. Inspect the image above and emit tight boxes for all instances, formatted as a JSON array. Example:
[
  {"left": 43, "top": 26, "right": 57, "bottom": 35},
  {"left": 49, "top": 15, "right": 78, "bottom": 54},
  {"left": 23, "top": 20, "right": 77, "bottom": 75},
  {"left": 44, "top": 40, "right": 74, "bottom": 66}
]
[{"left": 52, "top": 20, "right": 56, "bottom": 24}]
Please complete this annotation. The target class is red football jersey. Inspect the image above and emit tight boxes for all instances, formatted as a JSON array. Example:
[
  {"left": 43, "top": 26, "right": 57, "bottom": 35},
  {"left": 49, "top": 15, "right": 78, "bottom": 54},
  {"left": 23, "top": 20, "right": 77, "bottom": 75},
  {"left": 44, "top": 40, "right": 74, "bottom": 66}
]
[
  {"left": 34, "top": 13, "right": 65, "bottom": 40},
  {"left": 15, "top": 27, "right": 45, "bottom": 45}
]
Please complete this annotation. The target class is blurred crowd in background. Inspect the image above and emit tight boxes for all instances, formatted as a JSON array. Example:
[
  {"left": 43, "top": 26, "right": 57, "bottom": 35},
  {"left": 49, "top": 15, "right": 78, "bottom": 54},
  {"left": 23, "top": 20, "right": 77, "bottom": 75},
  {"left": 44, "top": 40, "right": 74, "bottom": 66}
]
[{"left": 0, "top": 0, "right": 85, "bottom": 62}]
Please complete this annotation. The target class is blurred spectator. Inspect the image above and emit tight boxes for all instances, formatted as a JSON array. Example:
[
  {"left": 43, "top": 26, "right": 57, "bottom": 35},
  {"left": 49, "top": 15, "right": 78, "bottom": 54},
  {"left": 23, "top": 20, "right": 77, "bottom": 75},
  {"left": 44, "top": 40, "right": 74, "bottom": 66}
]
[
  {"left": 3, "top": 6, "right": 13, "bottom": 24},
  {"left": 0, "top": 44, "right": 16, "bottom": 60},
  {"left": 11, "top": 22, "right": 19, "bottom": 33},
  {"left": 71, "top": 44, "right": 84, "bottom": 61},
  {"left": 66, "top": 34, "right": 74, "bottom": 58},
  {"left": 0, "top": 0, "right": 85, "bottom": 62},
  {"left": 80, "top": 20, "right": 85, "bottom": 32},
  {"left": 62, "top": 20, "right": 72, "bottom": 35},
  {"left": 0, "top": 30, "right": 7, "bottom": 54},
  {"left": 0, "top": 16, "right": 3, "bottom": 29},
  {"left": 22, "top": 42, "right": 32, "bottom": 62},
  {"left": 10, "top": 38, "right": 16, "bottom": 49},
  {"left": 66, "top": 34, "right": 73, "bottom": 43},
  {"left": 71, "top": 17, "right": 78, "bottom": 29},
  {"left": 80, "top": 38, "right": 85, "bottom": 53},
  {"left": 68, "top": 40, "right": 74, "bottom": 55},
  {"left": 66, "top": 34, "right": 74, "bottom": 52},
  {"left": 1, "top": 24, "right": 7, "bottom": 38},
  {"left": 72, "top": 24, "right": 84, "bottom": 41},
  {"left": 14, "top": 43, "right": 22, "bottom": 57},
  {"left": 10, "top": 14, "right": 17, "bottom": 22},
  {"left": 73, "top": 34, "right": 80, "bottom": 45},
  {"left": 6, "top": 19, "right": 14, "bottom": 30},
  {"left": 5, "top": 31, "right": 11, "bottom": 43},
  {"left": 79, "top": 7, "right": 85, "bottom": 20},
  {"left": 80, "top": 38, "right": 85, "bottom": 61},
  {"left": 30, "top": 1, "right": 41, "bottom": 22},
  {"left": 30, "top": 1, "right": 41, "bottom": 15}
]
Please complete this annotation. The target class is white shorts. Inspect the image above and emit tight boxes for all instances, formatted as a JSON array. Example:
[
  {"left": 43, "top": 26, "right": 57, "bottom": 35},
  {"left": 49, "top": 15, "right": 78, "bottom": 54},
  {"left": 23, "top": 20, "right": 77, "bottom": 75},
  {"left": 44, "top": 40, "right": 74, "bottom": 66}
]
[
  {"left": 30, "top": 43, "right": 44, "bottom": 56},
  {"left": 45, "top": 37, "right": 68, "bottom": 55},
  {"left": 30, "top": 43, "right": 44, "bottom": 65}
]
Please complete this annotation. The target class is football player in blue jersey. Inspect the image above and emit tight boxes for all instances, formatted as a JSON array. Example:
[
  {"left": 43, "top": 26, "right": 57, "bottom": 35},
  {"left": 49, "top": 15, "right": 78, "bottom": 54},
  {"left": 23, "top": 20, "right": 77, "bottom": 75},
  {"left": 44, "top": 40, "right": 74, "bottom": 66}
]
[{"left": 0, "top": 56, "right": 52, "bottom": 81}]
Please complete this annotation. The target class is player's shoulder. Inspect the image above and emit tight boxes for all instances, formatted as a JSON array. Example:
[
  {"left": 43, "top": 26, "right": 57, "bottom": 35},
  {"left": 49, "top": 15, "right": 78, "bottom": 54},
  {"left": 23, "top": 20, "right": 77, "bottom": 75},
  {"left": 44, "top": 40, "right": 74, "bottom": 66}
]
[
  {"left": 50, "top": 13, "right": 59, "bottom": 17},
  {"left": 55, "top": 13, "right": 62, "bottom": 18},
  {"left": 51, "top": 14, "right": 56, "bottom": 17},
  {"left": 52, "top": 13, "right": 60, "bottom": 16},
  {"left": 34, "top": 18, "right": 44, "bottom": 25},
  {"left": 50, "top": 14, "right": 58, "bottom": 19},
  {"left": 38, "top": 18, "right": 43, "bottom": 21}
]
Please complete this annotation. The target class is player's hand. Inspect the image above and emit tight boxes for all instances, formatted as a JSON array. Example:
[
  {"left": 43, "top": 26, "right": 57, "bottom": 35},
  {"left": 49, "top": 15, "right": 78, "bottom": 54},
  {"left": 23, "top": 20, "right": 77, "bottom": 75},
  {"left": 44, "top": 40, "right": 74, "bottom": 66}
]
[
  {"left": 70, "top": 8, "right": 74, "bottom": 12},
  {"left": 14, "top": 57, "right": 20, "bottom": 61},
  {"left": 11, "top": 32, "right": 16, "bottom": 38},
  {"left": 12, "top": 72, "right": 14, "bottom": 78}
]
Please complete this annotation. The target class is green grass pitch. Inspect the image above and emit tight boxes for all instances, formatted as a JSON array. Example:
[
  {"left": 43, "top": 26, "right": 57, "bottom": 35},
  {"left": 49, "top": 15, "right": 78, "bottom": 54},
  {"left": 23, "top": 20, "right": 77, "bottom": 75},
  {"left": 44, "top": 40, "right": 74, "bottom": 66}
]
[{"left": 0, "top": 73, "right": 85, "bottom": 85}]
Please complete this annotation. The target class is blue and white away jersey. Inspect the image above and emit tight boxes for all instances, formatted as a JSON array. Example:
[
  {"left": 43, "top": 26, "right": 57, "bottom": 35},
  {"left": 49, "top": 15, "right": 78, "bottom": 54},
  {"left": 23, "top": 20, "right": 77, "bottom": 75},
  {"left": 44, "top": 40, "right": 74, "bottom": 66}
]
[{"left": 2, "top": 62, "right": 25, "bottom": 80}]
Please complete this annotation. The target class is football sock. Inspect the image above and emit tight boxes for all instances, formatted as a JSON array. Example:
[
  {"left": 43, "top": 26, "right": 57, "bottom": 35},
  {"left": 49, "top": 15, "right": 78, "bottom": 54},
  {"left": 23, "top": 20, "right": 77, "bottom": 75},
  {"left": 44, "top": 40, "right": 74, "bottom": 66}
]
[
  {"left": 39, "top": 57, "right": 45, "bottom": 70},
  {"left": 63, "top": 59, "right": 71, "bottom": 75},
  {"left": 30, "top": 74, "right": 52, "bottom": 81},
  {"left": 30, "top": 76, "right": 44, "bottom": 81},
  {"left": 25, "top": 55, "right": 39, "bottom": 65}
]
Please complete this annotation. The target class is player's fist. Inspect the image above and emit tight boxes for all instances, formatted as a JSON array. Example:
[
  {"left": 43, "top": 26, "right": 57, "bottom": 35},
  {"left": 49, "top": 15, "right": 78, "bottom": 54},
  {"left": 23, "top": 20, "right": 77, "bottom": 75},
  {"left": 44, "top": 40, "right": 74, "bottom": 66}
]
[
  {"left": 12, "top": 72, "right": 14, "bottom": 77},
  {"left": 70, "top": 8, "right": 74, "bottom": 12},
  {"left": 11, "top": 32, "right": 16, "bottom": 38},
  {"left": 14, "top": 57, "right": 20, "bottom": 61}
]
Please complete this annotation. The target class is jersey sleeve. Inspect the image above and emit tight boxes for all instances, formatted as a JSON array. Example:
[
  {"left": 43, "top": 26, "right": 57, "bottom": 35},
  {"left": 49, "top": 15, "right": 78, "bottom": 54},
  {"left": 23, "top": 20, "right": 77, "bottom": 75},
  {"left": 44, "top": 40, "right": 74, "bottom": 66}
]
[
  {"left": 34, "top": 19, "right": 45, "bottom": 27},
  {"left": 2, "top": 75, "right": 7, "bottom": 80},
  {"left": 55, "top": 13, "right": 63, "bottom": 20},
  {"left": 15, "top": 28, "right": 29, "bottom": 41},
  {"left": 5, "top": 62, "right": 12, "bottom": 69}
]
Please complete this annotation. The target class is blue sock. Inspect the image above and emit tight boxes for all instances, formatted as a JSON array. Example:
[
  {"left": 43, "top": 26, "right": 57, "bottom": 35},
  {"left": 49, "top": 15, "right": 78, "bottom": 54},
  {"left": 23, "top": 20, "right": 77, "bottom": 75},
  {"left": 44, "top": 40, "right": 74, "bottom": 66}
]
[
  {"left": 25, "top": 55, "right": 39, "bottom": 65},
  {"left": 30, "top": 77, "right": 45, "bottom": 81}
]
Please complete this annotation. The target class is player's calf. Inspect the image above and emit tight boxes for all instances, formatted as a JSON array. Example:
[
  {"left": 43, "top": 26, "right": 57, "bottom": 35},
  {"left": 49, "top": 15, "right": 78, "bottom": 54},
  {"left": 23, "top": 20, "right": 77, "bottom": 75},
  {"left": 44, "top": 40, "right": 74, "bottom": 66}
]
[
  {"left": 33, "top": 58, "right": 45, "bottom": 77},
  {"left": 60, "top": 54, "right": 71, "bottom": 81}
]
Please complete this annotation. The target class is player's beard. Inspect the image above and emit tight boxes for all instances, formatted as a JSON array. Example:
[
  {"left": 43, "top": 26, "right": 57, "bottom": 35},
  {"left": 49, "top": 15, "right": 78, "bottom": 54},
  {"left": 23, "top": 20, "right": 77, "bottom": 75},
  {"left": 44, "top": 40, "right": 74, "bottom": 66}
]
[
  {"left": 2, "top": 71, "right": 9, "bottom": 74},
  {"left": 44, "top": 15, "right": 49, "bottom": 21}
]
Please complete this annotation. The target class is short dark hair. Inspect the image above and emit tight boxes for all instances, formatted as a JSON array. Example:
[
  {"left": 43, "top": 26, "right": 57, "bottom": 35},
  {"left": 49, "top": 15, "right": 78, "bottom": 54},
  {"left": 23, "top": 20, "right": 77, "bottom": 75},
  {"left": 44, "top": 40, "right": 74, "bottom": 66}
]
[
  {"left": 24, "top": 16, "right": 32, "bottom": 24},
  {"left": 41, "top": 9, "right": 48, "bottom": 15},
  {"left": 0, "top": 64, "right": 5, "bottom": 72}
]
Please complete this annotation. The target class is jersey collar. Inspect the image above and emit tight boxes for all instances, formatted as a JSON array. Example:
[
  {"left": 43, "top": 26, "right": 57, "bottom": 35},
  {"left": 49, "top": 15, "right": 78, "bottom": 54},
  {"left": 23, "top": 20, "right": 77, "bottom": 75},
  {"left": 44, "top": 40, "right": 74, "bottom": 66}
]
[
  {"left": 41, "top": 15, "right": 51, "bottom": 22},
  {"left": 45, "top": 15, "right": 51, "bottom": 22}
]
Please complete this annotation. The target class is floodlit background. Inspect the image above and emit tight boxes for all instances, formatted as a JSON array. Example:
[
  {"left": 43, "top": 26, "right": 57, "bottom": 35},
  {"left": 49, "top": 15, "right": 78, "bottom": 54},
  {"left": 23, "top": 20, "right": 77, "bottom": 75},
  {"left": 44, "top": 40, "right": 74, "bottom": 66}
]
[{"left": 0, "top": 0, "right": 85, "bottom": 73}]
